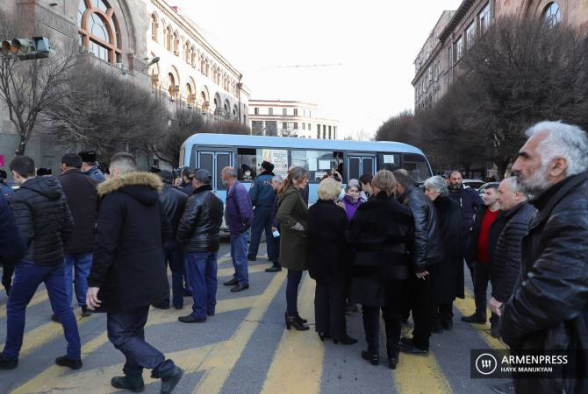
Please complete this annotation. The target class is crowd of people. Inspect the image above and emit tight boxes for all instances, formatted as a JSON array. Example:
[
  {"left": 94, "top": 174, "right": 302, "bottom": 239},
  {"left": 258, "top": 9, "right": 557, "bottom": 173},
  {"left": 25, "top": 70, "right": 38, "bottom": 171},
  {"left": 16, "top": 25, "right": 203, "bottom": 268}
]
[{"left": 0, "top": 120, "right": 587, "bottom": 394}]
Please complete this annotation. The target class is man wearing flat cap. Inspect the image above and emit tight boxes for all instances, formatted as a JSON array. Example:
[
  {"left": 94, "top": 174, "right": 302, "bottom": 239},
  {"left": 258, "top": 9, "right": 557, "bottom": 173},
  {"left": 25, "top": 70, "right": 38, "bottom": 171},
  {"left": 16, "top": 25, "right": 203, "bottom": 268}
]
[
  {"left": 79, "top": 151, "right": 106, "bottom": 184},
  {"left": 176, "top": 169, "right": 223, "bottom": 323},
  {"left": 247, "top": 161, "right": 279, "bottom": 266}
]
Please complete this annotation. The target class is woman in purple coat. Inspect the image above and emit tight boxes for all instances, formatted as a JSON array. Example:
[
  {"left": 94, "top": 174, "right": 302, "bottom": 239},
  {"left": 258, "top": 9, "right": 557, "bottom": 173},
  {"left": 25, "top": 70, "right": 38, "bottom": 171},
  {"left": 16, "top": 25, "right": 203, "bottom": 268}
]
[{"left": 338, "top": 179, "right": 363, "bottom": 221}]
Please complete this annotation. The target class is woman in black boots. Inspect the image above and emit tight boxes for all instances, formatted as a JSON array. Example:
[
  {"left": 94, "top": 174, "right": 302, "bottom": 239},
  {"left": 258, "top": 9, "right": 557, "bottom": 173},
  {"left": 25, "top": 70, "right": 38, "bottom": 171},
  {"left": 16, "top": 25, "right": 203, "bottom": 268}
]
[
  {"left": 308, "top": 178, "right": 357, "bottom": 344},
  {"left": 346, "top": 170, "right": 414, "bottom": 369},
  {"left": 276, "top": 167, "right": 310, "bottom": 331}
]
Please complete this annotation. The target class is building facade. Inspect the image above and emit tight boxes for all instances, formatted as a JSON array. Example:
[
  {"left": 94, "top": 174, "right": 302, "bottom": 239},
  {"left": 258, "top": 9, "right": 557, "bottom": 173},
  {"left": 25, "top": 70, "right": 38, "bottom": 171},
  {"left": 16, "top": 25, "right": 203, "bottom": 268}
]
[
  {"left": 249, "top": 100, "right": 339, "bottom": 140},
  {"left": 412, "top": 0, "right": 588, "bottom": 111},
  {"left": 0, "top": 0, "right": 249, "bottom": 174}
]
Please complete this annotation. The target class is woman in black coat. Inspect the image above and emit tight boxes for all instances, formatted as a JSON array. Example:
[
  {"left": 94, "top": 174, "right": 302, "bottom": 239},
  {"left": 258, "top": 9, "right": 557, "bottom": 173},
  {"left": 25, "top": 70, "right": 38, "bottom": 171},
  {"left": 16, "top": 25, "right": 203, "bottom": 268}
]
[
  {"left": 308, "top": 178, "right": 356, "bottom": 345},
  {"left": 346, "top": 170, "right": 413, "bottom": 369},
  {"left": 423, "top": 175, "right": 464, "bottom": 332}
]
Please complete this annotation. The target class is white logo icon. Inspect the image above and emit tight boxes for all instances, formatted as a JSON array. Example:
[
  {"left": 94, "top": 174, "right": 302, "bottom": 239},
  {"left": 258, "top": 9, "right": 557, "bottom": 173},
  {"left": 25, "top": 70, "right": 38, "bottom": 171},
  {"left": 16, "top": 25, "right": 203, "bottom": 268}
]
[{"left": 475, "top": 353, "right": 498, "bottom": 375}]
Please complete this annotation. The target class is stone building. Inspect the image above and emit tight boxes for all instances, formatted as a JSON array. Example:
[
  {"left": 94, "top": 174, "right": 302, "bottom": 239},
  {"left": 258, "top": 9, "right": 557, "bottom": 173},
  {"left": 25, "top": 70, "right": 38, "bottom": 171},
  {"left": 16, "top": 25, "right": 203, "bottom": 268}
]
[
  {"left": 412, "top": 0, "right": 588, "bottom": 112},
  {"left": 249, "top": 100, "right": 339, "bottom": 140},
  {"left": 0, "top": 0, "right": 249, "bottom": 174}
]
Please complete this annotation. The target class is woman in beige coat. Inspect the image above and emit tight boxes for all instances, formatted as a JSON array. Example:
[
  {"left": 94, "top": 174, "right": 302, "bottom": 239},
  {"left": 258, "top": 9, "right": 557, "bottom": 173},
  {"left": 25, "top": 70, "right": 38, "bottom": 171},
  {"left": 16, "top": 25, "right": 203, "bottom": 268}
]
[{"left": 276, "top": 166, "right": 309, "bottom": 331}]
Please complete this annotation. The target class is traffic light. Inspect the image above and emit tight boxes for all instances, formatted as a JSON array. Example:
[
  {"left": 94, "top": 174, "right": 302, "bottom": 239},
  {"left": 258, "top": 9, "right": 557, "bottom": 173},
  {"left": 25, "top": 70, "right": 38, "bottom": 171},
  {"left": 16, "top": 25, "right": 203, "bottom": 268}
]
[{"left": 0, "top": 37, "right": 53, "bottom": 60}]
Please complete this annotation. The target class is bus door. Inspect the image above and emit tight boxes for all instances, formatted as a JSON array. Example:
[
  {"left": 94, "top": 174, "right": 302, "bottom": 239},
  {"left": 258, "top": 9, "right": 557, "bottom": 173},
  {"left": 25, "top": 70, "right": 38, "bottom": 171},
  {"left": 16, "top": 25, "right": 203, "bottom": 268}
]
[
  {"left": 346, "top": 153, "right": 376, "bottom": 180},
  {"left": 196, "top": 150, "right": 233, "bottom": 198}
]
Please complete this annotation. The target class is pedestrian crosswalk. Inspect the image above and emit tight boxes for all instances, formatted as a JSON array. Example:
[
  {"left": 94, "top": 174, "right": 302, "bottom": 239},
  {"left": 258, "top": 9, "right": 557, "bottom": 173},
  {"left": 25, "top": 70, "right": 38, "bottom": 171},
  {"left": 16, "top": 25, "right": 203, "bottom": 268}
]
[{"left": 0, "top": 247, "right": 509, "bottom": 394}]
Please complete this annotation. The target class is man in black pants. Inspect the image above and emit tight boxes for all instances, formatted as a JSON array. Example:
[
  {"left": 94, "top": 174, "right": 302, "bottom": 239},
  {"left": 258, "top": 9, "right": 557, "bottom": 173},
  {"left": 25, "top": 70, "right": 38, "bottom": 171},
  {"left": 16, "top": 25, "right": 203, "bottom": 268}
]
[{"left": 394, "top": 170, "right": 443, "bottom": 354}]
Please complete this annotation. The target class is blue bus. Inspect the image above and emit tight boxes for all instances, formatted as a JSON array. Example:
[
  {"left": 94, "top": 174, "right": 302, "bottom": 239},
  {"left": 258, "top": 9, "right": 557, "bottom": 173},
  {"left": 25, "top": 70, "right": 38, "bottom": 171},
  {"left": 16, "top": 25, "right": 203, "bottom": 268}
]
[{"left": 180, "top": 133, "right": 433, "bottom": 204}]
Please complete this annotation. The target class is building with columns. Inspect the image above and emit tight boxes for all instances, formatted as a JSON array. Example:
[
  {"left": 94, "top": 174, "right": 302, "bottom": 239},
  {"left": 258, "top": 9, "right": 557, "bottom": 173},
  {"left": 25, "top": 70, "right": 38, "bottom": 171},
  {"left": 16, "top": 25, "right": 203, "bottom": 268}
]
[
  {"left": 249, "top": 100, "right": 339, "bottom": 140},
  {"left": 0, "top": 0, "right": 249, "bottom": 173},
  {"left": 412, "top": 0, "right": 588, "bottom": 112}
]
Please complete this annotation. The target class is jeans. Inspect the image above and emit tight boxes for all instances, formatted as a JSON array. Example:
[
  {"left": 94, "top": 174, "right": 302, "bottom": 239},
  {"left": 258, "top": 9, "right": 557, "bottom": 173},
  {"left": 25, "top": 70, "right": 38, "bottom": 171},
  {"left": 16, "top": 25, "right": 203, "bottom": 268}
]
[
  {"left": 410, "top": 273, "right": 432, "bottom": 350},
  {"left": 248, "top": 208, "right": 278, "bottom": 261},
  {"left": 314, "top": 275, "right": 347, "bottom": 338},
  {"left": 64, "top": 252, "right": 93, "bottom": 308},
  {"left": 286, "top": 270, "right": 303, "bottom": 315},
  {"left": 2, "top": 262, "right": 81, "bottom": 361},
  {"left": 230, "top": 230, "right": 250, "bottom": 285},
  {"left": 184, "top": 252, "right": 217, "bottom": 319},
  {"left": 362, "top": 280, "right": 406, "bottom": 356},
  {"left": 164, "top": 242, "right": 185, "bottom": 308},
  {"left": 107, "top": 305, "right": 175, "bottom": 377}
]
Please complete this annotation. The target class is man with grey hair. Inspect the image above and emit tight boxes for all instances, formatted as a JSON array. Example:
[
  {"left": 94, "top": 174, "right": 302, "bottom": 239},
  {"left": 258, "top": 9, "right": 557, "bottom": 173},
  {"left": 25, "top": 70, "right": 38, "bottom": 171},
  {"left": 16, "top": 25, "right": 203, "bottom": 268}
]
[
  {"left": 87, "top": 153, "right": 183, "bottom": 393},
  {"left": 501, "top": 121, "right": 588, "bottom": 394},
  {"left": 221, "top": 166, "right": 254, "bottom": 292}
]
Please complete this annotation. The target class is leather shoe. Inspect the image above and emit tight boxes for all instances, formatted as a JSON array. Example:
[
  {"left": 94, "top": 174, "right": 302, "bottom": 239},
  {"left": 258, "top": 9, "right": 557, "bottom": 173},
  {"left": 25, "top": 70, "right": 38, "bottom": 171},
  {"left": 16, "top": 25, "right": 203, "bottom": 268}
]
[
  {"left": 461, "top": 313, "right": 486, "bottom": 324},
  {"left": 223, "top": 278, "right": 238, "bottom": 286},
  {"left": 400, "top": 337, "right": 429, "bottom": 355},
  {"left": 178, "top": 314, "right": 206, "bottom": 323},
  {"left": 265, "top": 265, "right": 282, "bottom": 272},
  {"left": 111, "top": 375, "right": 145, "bottom": 393},
  {"left": 490, "top": 325, "right": 500, "bottom": 338},
  {"left": 55, "top": 355, "right": 83, "bottom": 370},
  {"left": 152, "top": 301, "right": 170, "bottom": 310},
  {"left": 81, "top": 305, "right": 92, "bottom": 317},
  {"left": 442, "top": 321, "right": 453, "bottom": 331},
  {"left": 0, "top": 353, "right": 18, "bottom": 369},
  {"left": 230, "top": 283, "right": 249, "bottom": 293},
  {"left": 247, "top": 255, "right": 256, "bottom": 261},
  {"left": 159, "top": 366, "right": 184, "bottom": 394}
]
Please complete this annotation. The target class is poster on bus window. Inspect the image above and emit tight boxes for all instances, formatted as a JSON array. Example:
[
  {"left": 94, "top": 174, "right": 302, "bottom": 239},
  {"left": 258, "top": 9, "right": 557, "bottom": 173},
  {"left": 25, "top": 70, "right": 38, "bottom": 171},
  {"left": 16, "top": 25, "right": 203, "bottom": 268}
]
[{"left": 262, "top": 149, "right": 289, "bottom": 178}]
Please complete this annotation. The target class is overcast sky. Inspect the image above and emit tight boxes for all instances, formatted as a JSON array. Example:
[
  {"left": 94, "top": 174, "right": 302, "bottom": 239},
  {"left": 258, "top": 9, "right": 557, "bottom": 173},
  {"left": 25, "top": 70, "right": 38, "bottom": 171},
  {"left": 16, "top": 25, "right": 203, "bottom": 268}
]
[{"left": 172, "top": 0, "right": 463, "bottom": 139}]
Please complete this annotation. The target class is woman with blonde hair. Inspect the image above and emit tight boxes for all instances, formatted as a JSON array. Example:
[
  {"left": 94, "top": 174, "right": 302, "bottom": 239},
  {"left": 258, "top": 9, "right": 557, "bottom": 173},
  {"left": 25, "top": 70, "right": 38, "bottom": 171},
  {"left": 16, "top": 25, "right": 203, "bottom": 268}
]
[
  {"left": 276, "top": 167, "right": 310, "bottom": 331},
  {"left": 346, "top": 170, "right": 413, "bottom": 369},
  {"left": 308, "top": 178, "right": 357, "bottom": 344}
]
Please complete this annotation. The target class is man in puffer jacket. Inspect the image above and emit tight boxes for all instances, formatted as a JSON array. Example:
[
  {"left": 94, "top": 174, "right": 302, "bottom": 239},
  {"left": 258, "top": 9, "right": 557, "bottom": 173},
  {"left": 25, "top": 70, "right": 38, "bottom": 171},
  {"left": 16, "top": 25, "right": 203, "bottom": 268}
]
[
  {"left": 0, "top": 155, "right": 80, "bottom": 371},
  {"left": 488, "top": 177, "right": 535, "bottom": 326}
]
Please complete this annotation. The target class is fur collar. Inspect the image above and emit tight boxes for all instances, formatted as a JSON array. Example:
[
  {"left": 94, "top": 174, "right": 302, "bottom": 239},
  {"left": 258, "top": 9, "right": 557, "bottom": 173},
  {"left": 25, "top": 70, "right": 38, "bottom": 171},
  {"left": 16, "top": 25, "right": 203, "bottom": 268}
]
[{"left": 98, "top": 172, "right": 163, "bottom": 197}]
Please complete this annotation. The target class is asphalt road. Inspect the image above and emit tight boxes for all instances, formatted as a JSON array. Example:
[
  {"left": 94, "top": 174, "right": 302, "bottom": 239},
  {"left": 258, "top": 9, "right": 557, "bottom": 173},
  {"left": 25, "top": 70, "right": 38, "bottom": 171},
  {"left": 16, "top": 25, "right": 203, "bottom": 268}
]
[{"left": 0, "top": 241, "right": 511, "bottom": 394}]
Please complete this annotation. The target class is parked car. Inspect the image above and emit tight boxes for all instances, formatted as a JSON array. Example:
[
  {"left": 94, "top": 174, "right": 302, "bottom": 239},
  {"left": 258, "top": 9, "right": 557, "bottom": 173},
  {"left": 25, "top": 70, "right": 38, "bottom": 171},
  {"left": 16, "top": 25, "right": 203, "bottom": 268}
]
[{"left": 462, "top": 179, "right": 485, "bottom": 190}]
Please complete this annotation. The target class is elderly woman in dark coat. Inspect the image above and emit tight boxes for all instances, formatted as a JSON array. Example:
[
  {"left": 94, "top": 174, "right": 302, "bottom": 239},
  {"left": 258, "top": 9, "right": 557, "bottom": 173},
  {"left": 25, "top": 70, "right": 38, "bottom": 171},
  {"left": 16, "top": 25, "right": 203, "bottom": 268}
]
[
  {"left": 308, "top": 178, "right": 356, "bottom": 344},
  {"left": 346, "top": 170, "right": 413, "bottom": 370},
  {"left": 423, "top": 175, "right": 464, "bottom": 332},
  {"left": 276, "top": 166, "right": 310, "bottom": 331}
]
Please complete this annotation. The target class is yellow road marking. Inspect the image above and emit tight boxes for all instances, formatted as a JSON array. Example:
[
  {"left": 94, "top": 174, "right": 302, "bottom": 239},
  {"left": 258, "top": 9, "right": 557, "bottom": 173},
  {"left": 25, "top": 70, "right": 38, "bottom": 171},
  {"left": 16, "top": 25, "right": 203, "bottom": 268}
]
[
  {"left": 261, "top": 275, "right": 323, "bottom": 394},
  {"left": 453, "top": 288, "right": 506, "bottom": 350},
  {"left": 217, "top": 264, "right": 266, "bottom": 278},
  {"left": 395, "top": 351, "right": 453, "bottom": 394},
  {"left": 10, "top": 295, "right": 258, "bottom": 394},
  {"left": 0, "top": 291, "right": 49, "bottom": 320},
  {"left": 192, "top": 270, "right": 286, "bottom": 394}
]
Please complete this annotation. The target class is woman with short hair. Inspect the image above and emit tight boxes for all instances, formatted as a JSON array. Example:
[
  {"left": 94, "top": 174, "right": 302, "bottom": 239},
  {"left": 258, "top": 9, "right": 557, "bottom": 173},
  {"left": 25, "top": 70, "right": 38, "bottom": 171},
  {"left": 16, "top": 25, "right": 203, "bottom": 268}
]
[
  {"left": 308, "top": 178, "right": 357, "bottom": 344},
  {"left": 339, "top": 179, "right": 363, "bottom": 221},
  {"left": 346, "top": 170, "right": 413, "bottom": 369},
  {"left": 276, "top": 167, "right": 310, "bottom": 331},
  {"left": 423, "top": 175, "right": 464, "bottom": 332}
]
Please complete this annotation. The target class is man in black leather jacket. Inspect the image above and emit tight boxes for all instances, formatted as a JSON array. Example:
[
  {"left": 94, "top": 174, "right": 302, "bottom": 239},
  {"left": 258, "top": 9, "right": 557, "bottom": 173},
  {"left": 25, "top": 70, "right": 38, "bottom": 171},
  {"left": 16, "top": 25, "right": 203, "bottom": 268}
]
[
  {"left": 157, "top": 170, "right": 188, "bottom": 310},
  {"left": 176, "top": 169, "right": 224, "bottom": 323},
  {"left": 501, "top": 121, "right": 588, "bottom": 394},
  {"left": 393, "top": 170, "right": 443, "bottom": 354}
]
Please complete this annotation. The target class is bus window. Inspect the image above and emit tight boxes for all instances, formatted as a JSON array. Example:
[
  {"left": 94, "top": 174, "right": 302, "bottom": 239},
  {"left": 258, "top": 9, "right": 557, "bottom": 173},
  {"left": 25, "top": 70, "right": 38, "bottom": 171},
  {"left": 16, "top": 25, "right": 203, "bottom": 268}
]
[
  {"left": 402, "top": 153, "right": 431, "bottom": 183},
  {"left": 292, "top": 150, "right": 340, "bottom": 183},
  {"left": 237, "top": 147, "right": 290, "bottom": 182},
  {"left": 379, "top": 153, "right": 401, "bottom": 172}
]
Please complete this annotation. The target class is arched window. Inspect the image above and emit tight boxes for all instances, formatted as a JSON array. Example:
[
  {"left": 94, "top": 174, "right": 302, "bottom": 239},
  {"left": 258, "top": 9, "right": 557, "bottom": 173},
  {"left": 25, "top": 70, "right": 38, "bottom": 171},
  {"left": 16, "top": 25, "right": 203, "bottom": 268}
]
[
  {"left": 151, "top": 14, "right": 158, "bottom": 42},
  {"left": 165, "top": 26, "right": 173, "bottom": 51},
  {"left": 184, "top": 41, "right": 191, "bottom": 63},
  {"left": 186, "top": 83, "right": 195, "bottom": 107},
  {"left": 543, "top": 2, "right": 562, "bottom": 28},
  {"left": 78, "top": 0, "right": 121, "bottom": 64},
  {"left": 168, "top": 73, "right": 177, "bottom": 100},
  {"left": 173, "top": 31, "right": 180, "bottom": 55},
  {"left": 191, "top": 47, "right": 196, "bottom": 68}
]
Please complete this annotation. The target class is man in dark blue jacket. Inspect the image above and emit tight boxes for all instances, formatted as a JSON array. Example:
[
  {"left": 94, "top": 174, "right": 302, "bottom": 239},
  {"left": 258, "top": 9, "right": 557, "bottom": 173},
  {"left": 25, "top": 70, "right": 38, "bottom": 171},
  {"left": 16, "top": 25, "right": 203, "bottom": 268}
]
[
  {"left": 0, "top": 194, "right": 25, "bottom": 297},
  {"left": 0, "top": 155, "right": 80, "bottom": 371},
  {"left": 247, "top": 161, "right": 278, "bottom": 263},
  {"left": 448, "top": 170, "right": 483, "bottom": 284}
]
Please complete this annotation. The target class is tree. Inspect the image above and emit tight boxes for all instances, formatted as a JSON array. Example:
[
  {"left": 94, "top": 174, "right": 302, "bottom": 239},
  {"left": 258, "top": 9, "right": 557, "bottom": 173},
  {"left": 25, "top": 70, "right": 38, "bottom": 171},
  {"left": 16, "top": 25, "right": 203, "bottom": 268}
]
[
  {"left": 375, "top": 110, "right": 415, "bottom": 144},
  {"left": 0, "top": 11, "right": 78, "bottom": 155}
]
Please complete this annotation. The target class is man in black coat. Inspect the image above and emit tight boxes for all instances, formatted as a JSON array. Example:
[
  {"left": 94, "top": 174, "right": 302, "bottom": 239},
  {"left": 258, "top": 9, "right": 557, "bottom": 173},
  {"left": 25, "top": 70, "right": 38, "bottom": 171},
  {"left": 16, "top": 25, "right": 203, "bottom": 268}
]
[
  {"left": 394, "top": 169, "right": 443, "bottom": 354},
  {"left": 488, "top": 177, "right": 535, "bottom": 322},
  {"left": 0, "top": 194, "right": 25, "bottom": 297},
  {"left": 86, "top": 153, "right": 183, "bottom": 394},
  {"left": 156, "top": 170, "right": 188, "bottom": 310},
  {"left": 500, "top": 121, "right": 588, "bottom": 394},
  {"left": 54, "top": 153, "right": 99, "bottom": 321},
  {"left": 447, "top": 170, "right": 483, "bottom": 284},
  {"left": 0, "top": 155, "right": 81, "bottom": 371},
  {"left": 176, "top": 169, "right": 223, "bottom": 323}
]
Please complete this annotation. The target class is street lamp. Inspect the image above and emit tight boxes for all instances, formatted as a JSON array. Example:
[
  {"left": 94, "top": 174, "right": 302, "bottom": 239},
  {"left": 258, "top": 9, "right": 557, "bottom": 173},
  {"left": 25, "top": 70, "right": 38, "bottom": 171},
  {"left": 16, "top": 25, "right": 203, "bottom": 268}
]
[{"left": 141, "top": 56, "right": 160, "bottom": 72}]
